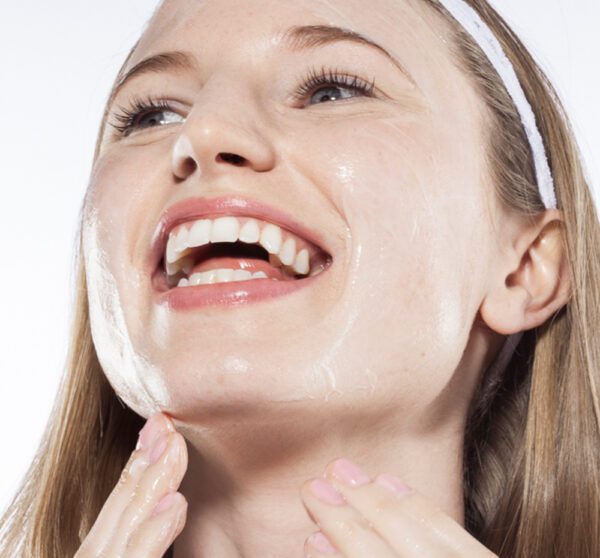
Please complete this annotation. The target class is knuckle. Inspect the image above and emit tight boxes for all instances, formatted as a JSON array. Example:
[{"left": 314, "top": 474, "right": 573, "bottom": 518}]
[
  {"left": 419, "top": 504, "right": 447, "bottom": 527},
  {"left": 371, "top": 490, "right": 411, "bottom": 520},
  {"left": 124, "top": 531, "right": 140, "bottom": 553},
  {"left": 117, "top": 469, "right": 133, "bottom": 488},
  {"left": 336, "top": 516, "right": 370, "bottom": 541},
  {"left": 374, "top": 493, "right": 401, "bottom": 515}
]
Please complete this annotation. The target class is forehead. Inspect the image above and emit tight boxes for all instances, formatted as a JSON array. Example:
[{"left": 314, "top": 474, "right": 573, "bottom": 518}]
[{"left": 127, "top": 0, "right": 456, "bottom": 86}]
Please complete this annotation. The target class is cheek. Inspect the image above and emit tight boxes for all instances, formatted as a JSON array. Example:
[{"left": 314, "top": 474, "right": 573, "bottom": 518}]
[
  {"left": 293, "top": 116, "right": 482, "bottom": 404},
  {"left": 82, "top": 152, "right": 170, "bottom": 416}
]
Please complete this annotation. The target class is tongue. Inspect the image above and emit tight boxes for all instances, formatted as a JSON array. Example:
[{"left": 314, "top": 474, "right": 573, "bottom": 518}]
[{"left": 189, "top": 257, "right": 287, "bottom": 280}]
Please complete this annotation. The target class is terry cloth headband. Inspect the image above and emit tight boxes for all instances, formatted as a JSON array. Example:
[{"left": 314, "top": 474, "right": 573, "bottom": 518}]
[{"left": 438, "top": 0, "right": 557, "bottom": 210}]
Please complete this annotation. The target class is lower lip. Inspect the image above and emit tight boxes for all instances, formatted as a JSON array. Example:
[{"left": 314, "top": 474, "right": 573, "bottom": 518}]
[{"left": 152, "top": 266, "right": 331, "bottom": 311}]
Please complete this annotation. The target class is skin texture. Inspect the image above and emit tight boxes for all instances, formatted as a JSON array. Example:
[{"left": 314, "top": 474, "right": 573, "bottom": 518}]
[{"left": 80, "top": 0, "right": 571, "bottom": 555}]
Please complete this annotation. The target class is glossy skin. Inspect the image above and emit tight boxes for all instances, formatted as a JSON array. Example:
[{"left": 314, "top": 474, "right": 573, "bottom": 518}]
[
  {"left": 79, "top": 0, "right": 571, "bottom": 555},
  {"left": 76, "top": 413, "right": 498, "bottom": 556}
]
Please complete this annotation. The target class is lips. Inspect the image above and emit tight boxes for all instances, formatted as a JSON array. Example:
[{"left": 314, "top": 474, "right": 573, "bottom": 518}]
[{"left": 147, "top": 195, "right": 334, "bottom": 280}]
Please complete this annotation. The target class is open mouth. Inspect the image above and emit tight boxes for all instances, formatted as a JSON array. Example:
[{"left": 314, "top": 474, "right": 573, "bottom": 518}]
[{"left": 153, "top": 215, "right": 333, "bottom": 292}]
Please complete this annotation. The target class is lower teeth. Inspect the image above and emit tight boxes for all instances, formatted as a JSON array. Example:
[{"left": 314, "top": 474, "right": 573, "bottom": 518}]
[
  {"left": 168, "top": 260, "right": 330, "bottom": 288},
  {"left": 176, "top": 269, "right": 271, "bottom": 288}
]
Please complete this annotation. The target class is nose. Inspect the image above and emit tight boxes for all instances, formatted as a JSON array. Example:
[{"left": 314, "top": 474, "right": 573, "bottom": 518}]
[{"left": 170, "top": 100, "right": 276, "bottom": 181}]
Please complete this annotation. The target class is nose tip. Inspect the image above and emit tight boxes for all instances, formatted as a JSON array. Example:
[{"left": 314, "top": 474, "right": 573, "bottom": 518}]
[
  {"left": 170, "top": 110, "right": 277, "bottom": 180},
  {"left": 171, "top": 135, "right": 251, "bottom": 180},
  {"left": 172, "top": 134, "right": 200, "bottom": 179}
]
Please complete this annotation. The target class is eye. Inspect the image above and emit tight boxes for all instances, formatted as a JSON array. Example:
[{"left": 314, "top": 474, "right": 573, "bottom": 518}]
[
  {"left": 137, "top": 109, "right": 182, "bottom": 130},
  {"left": 292, "top": 65, "right": 377, "bottom": 106},
  {"left": 109, "top": 96, "right": 184, "bottom": 138}
]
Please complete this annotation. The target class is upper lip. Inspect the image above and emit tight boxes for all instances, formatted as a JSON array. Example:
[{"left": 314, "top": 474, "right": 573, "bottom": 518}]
[{"left": 147, "top": 195, "right": 333, "bottom": 277}]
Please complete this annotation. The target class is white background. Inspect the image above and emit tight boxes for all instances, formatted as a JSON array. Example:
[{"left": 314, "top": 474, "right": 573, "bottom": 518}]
[{"left": 1, "top": 0, "right": 598, "bottom": 514}]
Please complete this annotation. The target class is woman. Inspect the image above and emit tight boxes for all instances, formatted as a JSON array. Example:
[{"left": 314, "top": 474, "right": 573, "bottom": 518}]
[{"left": 1, "top": 0, "right": 598, "bottom": 556}]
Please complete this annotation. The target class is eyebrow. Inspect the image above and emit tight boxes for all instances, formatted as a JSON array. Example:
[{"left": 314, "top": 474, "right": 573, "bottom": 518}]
[
  {"left": 109, "top": 24, "right": 417, "bottom": 105},
  {"left": 110, "top": 51, "right": 198, "bottom": 107},
  {"left": 281, "top": 25, "right": 417, "bottom": 87}
]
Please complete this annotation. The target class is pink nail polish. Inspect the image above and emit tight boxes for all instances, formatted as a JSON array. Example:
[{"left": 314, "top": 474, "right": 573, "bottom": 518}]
[
  {"left": 310, "top": 479, "right": 346, "bottom": 506},
  {"left": 375, "top": 473, "right": 411, "bottom": 495},
  {"left": 151, "top": 492, "right": 176, "bottom": 517},
  {"left": 307, "top": 531, "right": 337, "bottom": 554},
  {"left": 136, "top": 413, "right": 161, "bottom": 452},
  {"left": 330, "top": 458, "right": 370, "bottom": 486},
  {"left": 150, "top": 433, "right": 169, "bottom": 464},
  {"left": 136, "top": 412, "right": 174, "bottom": 452}
]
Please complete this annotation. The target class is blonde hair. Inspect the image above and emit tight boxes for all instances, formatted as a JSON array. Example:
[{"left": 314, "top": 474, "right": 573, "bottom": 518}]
[{"left": 2, "top": 1, "right": 599, "bottom": 555}]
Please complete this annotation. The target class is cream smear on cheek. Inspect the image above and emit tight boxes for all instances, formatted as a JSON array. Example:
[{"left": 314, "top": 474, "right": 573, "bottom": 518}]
[{"left": 82, "top": 204, "right": 169, "bottom": 417}]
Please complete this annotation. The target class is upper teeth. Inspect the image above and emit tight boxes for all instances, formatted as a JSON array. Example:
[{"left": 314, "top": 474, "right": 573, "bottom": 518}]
[{"left": 164, "top": 216, "right": 314, "bottom": 277}]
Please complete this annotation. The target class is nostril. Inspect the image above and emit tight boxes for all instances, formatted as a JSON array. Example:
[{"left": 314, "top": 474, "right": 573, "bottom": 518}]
[
  {"left": 182, "top": 158, "right": 197, "bottom": 174},
  {"left": 218, "top": 152, "right": 246, "bottom": 166}
]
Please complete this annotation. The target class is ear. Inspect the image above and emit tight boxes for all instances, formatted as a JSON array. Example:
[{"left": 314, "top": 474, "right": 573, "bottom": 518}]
[{"left": 480, "top": 209, "right": 572, "bottom": 335}]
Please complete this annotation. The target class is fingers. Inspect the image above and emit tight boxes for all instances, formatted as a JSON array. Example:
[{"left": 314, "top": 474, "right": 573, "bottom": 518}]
[
  {"left": 77, "top": 413, "right": 174, "bottom": 550},
  {"left": 108, "top": 430, "right": 188, "bottom": 555},
  {"left": 302, "top": 458, "right": 497, "bottom": 558},
  {"left": 75, "top": 412, "right": 189, "bottom": 558},
  {"left": 126, "top": 492, "right": 188, "bottom": 558},
  {"left": 301, "top": 477, "right": 398, "bottom": 557}
]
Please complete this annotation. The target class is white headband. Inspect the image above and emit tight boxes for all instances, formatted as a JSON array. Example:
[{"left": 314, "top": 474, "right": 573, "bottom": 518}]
[{"left": 438, "top": 0, "right": 557, "bottom": 210}]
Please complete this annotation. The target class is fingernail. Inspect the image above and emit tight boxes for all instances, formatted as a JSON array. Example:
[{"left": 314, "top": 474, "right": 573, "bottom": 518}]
[
  {"left": 150, "top": 433, "right": 169, "bottom": 465},
  {"left": 330, "top": 458, "right": 370, "bottom": 486},
  {"left": 151, "top": 492, "right": 176, "bottom": 517},
  {"left": 307, "top": 531, "right": 337, "bottom": 554},
  {"left": 136, "top": 413, "right": 172, "bottom": 452},
  {"left": 375, "top": 473, "right": 411, "bottom": 495},
  {"left": 310, "top": 479, "right": 346, "bottom": 506}
]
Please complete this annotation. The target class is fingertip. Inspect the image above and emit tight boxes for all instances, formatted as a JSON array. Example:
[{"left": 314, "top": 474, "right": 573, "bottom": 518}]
[
  {"left": 172, "top": 493, "right": 189, "bottom": 532},
  {"left": 305, "top": 531, "right": 338, "bottom": 556},
  {"left": 169, "top": 491, "right": 188, "bottom": 512},
  {"left": 171, "top": 432, "right": 189, "bottom": 465},
  {"left": 151, "top": 492, "right": 177, "bottom": 517},
  {"left": 161, "top": 412, "right": 176, "bottom": 432}
]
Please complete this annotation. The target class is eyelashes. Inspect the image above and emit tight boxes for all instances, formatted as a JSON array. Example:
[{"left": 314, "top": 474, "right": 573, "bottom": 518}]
[
  {"left": 110, "top": 96, "right": 174, "bottom": 138},
  {"left": 290, "top": 64, "right": 376, "bottom": 103},
  {"left": 108, "top": 65, "right": 377, "bottom": 138}
]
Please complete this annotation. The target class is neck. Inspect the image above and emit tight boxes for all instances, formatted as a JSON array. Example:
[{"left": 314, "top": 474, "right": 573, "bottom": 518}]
[{"left": 171, "top": 406, "right": 466, "bottom": 558}]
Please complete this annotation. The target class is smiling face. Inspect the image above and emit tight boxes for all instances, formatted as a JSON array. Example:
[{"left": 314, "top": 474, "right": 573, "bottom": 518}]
[{"left": 82, "top": 0, "right": 504, "bottom": 428}]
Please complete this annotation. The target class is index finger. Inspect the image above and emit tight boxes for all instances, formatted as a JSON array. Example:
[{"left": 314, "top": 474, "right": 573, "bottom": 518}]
[{"left": 324, "top": 459, "right": 497, "bottom": 557}]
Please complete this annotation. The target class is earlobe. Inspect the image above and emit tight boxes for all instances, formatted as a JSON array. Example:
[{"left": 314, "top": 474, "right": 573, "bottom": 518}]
[{"left": 480, "top": 213, "right": 572, "bottom": 335}]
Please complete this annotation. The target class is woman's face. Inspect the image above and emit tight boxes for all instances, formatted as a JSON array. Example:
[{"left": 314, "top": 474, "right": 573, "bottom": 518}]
[{"left": 83, "top": 0, "right": 501, "bottom": 426}]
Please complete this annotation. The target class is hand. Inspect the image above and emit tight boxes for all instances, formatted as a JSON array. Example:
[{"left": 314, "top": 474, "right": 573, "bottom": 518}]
[
  {"left": 301, "top": 458, "right": 498, "bottom": 557},
  {"left": 75, "top": 412, "right": 188, "bottom": 557}
]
